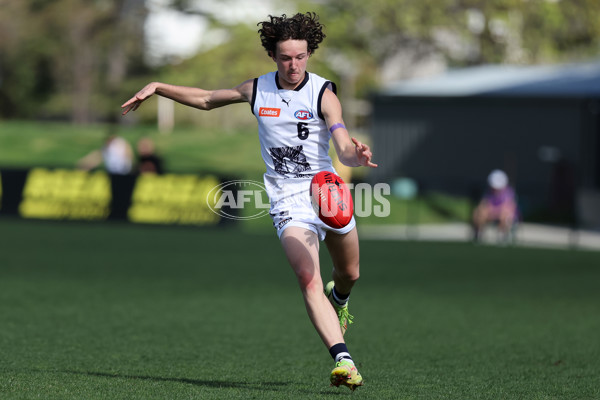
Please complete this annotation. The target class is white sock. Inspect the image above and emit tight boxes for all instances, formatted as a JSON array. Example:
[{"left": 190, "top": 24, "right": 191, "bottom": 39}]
[{"left": 335, "top": 353, "right": 354, "bottom": 364}]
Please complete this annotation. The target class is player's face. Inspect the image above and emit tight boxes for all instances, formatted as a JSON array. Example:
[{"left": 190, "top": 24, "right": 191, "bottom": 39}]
[{"left": 272, "top": 40, "right": 310, "bottom": 90}]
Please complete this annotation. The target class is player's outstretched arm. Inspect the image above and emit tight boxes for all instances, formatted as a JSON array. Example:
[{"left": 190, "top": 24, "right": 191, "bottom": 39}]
[
  {"left": 121, "top": 80, "right": 254, "bottom": 116},
  {"left": 322, "top": 89, "right": 378, "bottom": 168}
]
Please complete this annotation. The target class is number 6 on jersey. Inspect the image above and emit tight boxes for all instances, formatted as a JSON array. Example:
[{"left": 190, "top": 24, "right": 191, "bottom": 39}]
[{"left": 297, "top": 122, "right": 309, "bottom": 140}]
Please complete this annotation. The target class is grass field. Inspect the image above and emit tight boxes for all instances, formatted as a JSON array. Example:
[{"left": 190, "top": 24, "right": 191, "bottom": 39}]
[
  {"left": 0, "top": 120, "right": 265, "bottom": 179},
  {"left": 1, "top": 217, "right": 599, "bottom": 399}
]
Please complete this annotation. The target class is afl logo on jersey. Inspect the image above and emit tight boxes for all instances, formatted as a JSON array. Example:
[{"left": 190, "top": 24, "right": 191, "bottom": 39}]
[{"left": 294, "top": 110, "right": 313, "bottom": 120}]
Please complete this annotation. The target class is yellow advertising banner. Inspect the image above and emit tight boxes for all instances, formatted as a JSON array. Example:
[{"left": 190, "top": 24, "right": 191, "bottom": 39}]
[
  {"left": 128, "top": 173, "right": 221, "bottom": 225},
  {"left": 19, "top": 168, "right": 111, "bottom": 220}
]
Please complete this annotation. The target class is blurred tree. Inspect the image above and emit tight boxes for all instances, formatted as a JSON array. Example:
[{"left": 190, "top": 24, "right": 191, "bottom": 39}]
[
  {"left": 130, "top": 0, "right": 599, "bottom": 130},
  {"left": 0, "top": 0, "right": 52, "bottom": 118},
  {"left": 135, "top": 10, "right": 346, "bottom": 129},
  {"left": 145, "top": 23, "right": 284, "bottom": 129},
  {"left": 1, "top": 0, "right": 598, "bottom": 124},
  {"left": 284, "top": 0, "right": 600, "bottom": 128},
  {"left": 0, "top": 0, "right": 147, "bottom": 122},
  {"left": 296, "top": 0, "right": 600, "bottom": 85}
]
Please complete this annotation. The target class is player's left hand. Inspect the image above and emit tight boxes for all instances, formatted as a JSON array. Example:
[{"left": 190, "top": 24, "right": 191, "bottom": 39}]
[
  {"left": 121, "top": 83, "right": 157, "bottom": 116},
  {"left": 352, "top": 137, "right": 378, "bottom": 168}
]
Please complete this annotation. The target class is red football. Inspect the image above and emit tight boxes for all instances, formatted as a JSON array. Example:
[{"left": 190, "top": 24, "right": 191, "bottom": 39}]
[{"left": 310, "top": 171, "right": 354, "bottom": 229}]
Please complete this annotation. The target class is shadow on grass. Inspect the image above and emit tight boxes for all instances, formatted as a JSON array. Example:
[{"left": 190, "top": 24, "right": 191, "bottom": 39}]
[
  {"left": 61, "top": 369, "right": 290, "bottom": 391},
  {"left": 22, "top": 368, "right": 352, "bottom": 396}
]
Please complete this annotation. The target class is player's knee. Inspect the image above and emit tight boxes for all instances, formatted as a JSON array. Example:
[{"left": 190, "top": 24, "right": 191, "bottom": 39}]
[
  {"left": 303, "top": 278, "right": 323, "bottom": 296},
  {"left": 337, "top": 266, "right": 360, "bottom": 284},
  {"left": 348, "top": 269, "right": 360, "bottom": 284},
  {"left": 299, "top": 278, "right": 324, "bottom": 298},
  {"left": 295, "top": 269, "right": 322, "bottom": 293}
]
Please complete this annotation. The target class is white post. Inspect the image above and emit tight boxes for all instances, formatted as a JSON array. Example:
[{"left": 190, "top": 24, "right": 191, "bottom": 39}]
[{"left": 157, "top": 96, "right": 174, "bottom": 134}]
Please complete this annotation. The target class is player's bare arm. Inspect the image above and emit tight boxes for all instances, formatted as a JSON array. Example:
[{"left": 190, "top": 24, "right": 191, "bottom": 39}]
[
  {"left": 121, "top": 80, "right": 254, "bottom": 115},
  {"left": 322, "top": 89, "right": 378, "bottom": 168}
]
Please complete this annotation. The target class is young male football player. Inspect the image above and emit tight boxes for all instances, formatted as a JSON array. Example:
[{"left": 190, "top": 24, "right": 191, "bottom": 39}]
[{"left": 122, "top": 12, "right": 377, "bottom": 390}]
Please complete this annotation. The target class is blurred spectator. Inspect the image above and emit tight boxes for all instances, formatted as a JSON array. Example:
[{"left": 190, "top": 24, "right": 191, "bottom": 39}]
[
  {"left": 77, "top": 134, "right": 133, "bottom": 175},
  {"left": 472, "top": 169, "right": 518, "bottom": 242},
  {"left": 136, "top": 137, "right": 164, "bottom": 174}
]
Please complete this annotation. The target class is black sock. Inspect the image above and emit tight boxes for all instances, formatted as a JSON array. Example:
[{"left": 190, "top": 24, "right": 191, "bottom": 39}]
[
  {"left": 332, "top": 287, "right": 350, "bottom": 306},
  {"left": 329, "top": 343, "right": 353, "bottom": 363}
]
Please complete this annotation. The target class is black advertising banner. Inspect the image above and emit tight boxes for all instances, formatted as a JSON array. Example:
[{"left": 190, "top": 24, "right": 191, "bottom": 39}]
[
  {"left": 0, "top": 168, "right": 236, "bottom": 226},
  {"left": 0, "top": 169, "right": 28, "bottom": 215}
]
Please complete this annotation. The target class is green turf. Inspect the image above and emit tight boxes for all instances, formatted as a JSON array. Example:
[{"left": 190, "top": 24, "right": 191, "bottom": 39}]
[
  {"left": 0, "top": 120, "right": 265, "bottom": 179},
  {"left": 1, "top": 218, "right": 599, "bottom": 399}
]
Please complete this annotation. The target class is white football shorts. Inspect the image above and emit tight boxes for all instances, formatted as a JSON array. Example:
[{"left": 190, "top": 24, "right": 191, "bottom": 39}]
[{"left": 269, "top": 186, "right": 356, "bottom": 241}]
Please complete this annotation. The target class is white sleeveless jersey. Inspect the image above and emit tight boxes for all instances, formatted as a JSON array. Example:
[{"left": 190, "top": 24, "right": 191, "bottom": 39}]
[{"left": 251, "top": 71, "right": 338, "bottom": 200}]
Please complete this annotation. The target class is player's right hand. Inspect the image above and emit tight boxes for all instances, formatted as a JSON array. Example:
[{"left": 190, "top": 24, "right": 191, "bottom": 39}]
[{"left": 121, "top": 83, "right": 157, "bottom": 115}]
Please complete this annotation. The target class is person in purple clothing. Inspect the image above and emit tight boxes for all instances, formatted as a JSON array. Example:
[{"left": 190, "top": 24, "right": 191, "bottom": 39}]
[{"left": 472, "top": 169, "right": 518, "bottom": 241}]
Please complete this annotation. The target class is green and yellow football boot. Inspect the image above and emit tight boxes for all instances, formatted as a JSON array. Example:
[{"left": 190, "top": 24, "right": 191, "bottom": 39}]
[
  {"left": 324, "top": 281, "right": 354, "bottom": 335},
  {"left": 330, "top": 360, "right": 363, "bottom": 391}
]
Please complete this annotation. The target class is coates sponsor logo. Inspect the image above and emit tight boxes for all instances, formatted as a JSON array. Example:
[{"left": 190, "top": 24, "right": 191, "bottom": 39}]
[
  {"left": 294, "top": 110, "right": 313, "bottom": 120},
  {"left": 259, "top": 107, "right": 281, "bottom": 117}
]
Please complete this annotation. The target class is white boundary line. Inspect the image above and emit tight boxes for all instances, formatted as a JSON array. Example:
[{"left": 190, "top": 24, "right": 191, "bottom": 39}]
[{"left": 358, "top": 222, "right": 600, "bottom": 251}]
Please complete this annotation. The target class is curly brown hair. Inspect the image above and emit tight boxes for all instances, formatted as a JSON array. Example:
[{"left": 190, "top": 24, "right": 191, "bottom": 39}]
[{"left": 257, "top": 12, "right": 325, "bottom": 56}]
